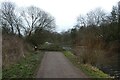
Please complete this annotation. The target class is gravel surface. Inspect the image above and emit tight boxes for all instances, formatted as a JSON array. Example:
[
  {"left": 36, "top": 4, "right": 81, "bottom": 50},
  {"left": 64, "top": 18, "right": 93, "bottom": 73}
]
[{"left": 36, "top": 51, "right": 88, "bottom": 78}]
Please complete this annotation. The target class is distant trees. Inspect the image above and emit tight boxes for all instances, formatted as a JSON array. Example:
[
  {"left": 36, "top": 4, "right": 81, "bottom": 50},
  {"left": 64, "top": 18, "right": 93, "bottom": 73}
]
[
  {"left": 0, "top": 1, "right": 56, "bottom": 46},
  {"left": 61, "top": 5, "right": 120, "bottom": 67},
  {"left": 75, "top": 6, "right": 119, "bottom": 66},
  {"left": 86, "top": 8, "right": 106, "bottom": 26},
  {"left": 77, "top": 15, "right": 87, "bottom": 27},
  {"left": 60, "top": 30, "right": 72, "bottom": 45},
  {"left": 110, "top": 6, "right": 118, "bottom": 23},
  {"left": 118, "top": 2, "right": 120, "bottom": 20},
  {"left": 76, "top": 6, "right": 120, "bottom": 43}
]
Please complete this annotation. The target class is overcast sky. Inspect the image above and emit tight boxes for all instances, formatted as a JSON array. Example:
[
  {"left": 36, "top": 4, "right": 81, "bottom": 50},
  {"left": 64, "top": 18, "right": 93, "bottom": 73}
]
[{"left": 0, "top": 0, "right": 119, "bottom": 32}]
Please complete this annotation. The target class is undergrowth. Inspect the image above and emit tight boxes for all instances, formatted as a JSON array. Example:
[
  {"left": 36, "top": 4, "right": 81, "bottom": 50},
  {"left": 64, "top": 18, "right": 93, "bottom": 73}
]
[
  {"left": 2, "top": 51, "right": 44, "bottom": 78},
  {"left": 63, "top": 51, "right": 111, "bottom": 78}
]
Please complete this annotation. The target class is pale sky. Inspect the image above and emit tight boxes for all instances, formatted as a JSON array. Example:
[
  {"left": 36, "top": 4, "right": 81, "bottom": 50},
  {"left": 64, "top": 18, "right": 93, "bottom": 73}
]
[{"left": 0, "top": 0, "right": 119, "bottom": 32}]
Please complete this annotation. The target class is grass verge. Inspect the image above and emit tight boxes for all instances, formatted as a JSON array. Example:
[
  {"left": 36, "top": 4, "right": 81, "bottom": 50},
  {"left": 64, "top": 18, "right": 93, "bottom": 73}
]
[
  {"left": 2, "top": 51, "right": 44, "bottom": 78},
  {"left": 63, "top": 51, "right": 110, "bottom": 78}
]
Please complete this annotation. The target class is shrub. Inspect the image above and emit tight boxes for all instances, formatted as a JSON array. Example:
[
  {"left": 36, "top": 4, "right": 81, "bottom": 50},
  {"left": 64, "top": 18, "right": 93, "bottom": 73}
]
[{"left": 2, "top": 35, "right": 32, "bottom": 69}]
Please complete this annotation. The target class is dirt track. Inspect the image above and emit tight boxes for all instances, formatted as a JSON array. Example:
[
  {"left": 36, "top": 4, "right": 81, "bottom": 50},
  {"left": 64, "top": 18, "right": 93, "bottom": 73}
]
[{"left": 36, "top": 51, "right": 88, "bottom": 78}]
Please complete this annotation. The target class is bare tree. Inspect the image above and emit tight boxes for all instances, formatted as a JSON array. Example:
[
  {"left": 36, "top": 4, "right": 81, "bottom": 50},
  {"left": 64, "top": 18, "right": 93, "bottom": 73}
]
[
  {"left": 0, "top": 2, "right": 24, "bottom": 36},
  {"left": 13, "top": 15, "right": 23, "bottom": 37},
  {"left": 77, "top": 8, "right": 106, "bottom": 27},
  {"left": 77, "top": 15, "right": 87, "bottom": 27},
  {"left": 21, "top": 6, "right": 55, "bottom": 36},
  {"left": 86, "top": 8, "right": 106, "bottom": 26},
  {"left": 0, "top": 2, "right": 16, "bottom": 34}
]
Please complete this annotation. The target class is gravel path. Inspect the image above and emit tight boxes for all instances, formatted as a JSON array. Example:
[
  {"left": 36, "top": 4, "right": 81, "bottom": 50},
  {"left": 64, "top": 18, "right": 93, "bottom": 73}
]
[{"left": 36, "top": 51, "right": 88, "bottom": 78}]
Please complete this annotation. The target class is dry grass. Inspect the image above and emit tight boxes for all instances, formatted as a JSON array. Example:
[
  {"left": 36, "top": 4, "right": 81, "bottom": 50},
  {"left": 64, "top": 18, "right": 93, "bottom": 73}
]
[
  {"left": 2, "top": 35, "right": 31, "bottom": 69},
  {"left": 73, "top": 36, "right": 119, "bottom": 66}
]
